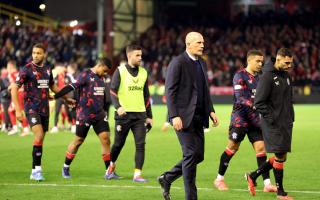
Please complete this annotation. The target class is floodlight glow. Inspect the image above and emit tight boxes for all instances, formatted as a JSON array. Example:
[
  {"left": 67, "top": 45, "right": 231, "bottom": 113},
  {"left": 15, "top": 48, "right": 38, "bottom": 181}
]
[
  {"left": 69, "top": 20, "right": 79, "bottom": 27},
  {"left": 16, "top": 20, "right": 21, "bottom": 26},
  {"left": 39, "top": 4, "right": 46, "bottom": 11}
]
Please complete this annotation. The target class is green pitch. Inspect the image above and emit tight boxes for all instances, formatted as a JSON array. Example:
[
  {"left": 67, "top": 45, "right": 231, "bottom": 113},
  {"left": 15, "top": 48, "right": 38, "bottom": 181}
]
[{"left": 0, "top": 105, "right": 319, "bottom": 200}]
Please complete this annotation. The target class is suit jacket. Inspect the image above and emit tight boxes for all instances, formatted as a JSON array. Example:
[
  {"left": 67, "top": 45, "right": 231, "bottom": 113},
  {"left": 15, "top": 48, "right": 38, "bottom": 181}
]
[{"left": 165, "top": 52, "right": 215, "bottom": 129}]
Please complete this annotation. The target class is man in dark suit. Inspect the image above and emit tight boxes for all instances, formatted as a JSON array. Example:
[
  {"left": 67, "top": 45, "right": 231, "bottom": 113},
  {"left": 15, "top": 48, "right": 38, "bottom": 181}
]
[{"left": 158, "top": 32, "right": 219, "bottom": 200}]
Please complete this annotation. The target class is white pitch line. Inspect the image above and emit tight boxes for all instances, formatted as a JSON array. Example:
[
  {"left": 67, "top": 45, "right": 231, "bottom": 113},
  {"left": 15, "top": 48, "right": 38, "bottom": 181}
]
[{"left": 1, "top": 183, "right": 320, "bottom": 195}]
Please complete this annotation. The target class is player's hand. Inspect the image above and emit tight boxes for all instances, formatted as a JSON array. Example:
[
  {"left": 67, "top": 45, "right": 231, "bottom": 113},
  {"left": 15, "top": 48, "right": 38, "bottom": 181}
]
[
  {"left": 16, "top": 110, "right": 24, "bottom": 122},
  {"left": 65, "top": 98, "right": 76, "bottom": 108},
  {"left": 7, "top": 85, "right": 12, "bottom": 92},
  {"left": 172, "top": 117, "right": 183, "bottom": 131},
  {"left": 117, "top": 107, "right": 126, "bottom": 116},
  {"left": 210, "top": 112, "right": 219, "bottom": 127},
  {"left": 146, "top": 118, "right": 153, "bottom": 126},
  {"left": 145, "top": 118, "right": 153, "bottom": 133}
]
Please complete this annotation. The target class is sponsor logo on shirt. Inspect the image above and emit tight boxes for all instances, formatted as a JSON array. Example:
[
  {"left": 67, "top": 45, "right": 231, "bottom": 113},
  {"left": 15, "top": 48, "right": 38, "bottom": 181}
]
[
  {"left": 93, "top": 87, "right": 105, "bottom": 95},
  {"left": 234, "top": 85, "right": 242, "bottom": 90},
  {"left": 128, "top": 86, "right": 143, "bottom": 91},
  {"left": 37, "top": 79, "right": 49, "bottom": 88}
]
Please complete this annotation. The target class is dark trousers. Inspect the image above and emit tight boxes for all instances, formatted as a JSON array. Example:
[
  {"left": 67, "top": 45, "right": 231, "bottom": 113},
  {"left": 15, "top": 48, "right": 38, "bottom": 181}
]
[
  {"left": 110, "top": 118, "right": 147, "bottom": 169},
  {"left": 165, "top": 116, "right": 205, "bottom": 200},
  {"left": 1, "top": 101, "right": 12, "bottom": 129}
]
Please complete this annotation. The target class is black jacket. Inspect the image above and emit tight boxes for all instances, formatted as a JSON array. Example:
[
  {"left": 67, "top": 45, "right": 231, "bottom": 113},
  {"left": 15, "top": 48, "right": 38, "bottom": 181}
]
[
  {"left": 254, "top": 58, "right": 294, "bottom": 126},
  {"left": 165, "top": 52, "right": 214, "bottom": 129}
]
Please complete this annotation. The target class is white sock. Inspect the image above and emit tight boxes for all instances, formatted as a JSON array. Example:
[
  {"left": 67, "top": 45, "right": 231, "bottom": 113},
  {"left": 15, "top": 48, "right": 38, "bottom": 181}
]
[
  {"left": 35, "top": 166, "right": 42, "bottom": 171},
  {"left": 216, "top": 174, "right": 224, "bottom": 181},
  {"left": 64, "top": 164, "right": 70, "bottom": 168},
  {"left": 264, "top": 178, "right": 271, "bottom": 186},
  {"left": 134, "top": 169, "right": 141, "bottom": 177},
  {"left": 23, "top": 127, "right": 30, "bottom": 132}
]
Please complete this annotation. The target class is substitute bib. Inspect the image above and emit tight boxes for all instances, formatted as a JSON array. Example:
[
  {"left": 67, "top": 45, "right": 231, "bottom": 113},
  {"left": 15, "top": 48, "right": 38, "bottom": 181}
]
[{"left": 118, "top": 65, "right": 147, "bottom": 112}]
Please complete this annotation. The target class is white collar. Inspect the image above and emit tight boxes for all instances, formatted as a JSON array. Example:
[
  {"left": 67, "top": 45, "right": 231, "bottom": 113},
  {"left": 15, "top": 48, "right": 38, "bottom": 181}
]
[{"left": 186, "top": 50, "right": 197, "bottom": 61}]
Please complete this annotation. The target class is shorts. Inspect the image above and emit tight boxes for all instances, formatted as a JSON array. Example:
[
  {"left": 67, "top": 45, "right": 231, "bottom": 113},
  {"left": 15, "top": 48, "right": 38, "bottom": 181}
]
[
  {"left": 76, "top": 117, "right": 110, "bottom": 138},
  {"left": 26, "top": 113, "right": 49, "bottom": 133},
  {"left": 228, "top": 126, "right": 263, "bottom": 144}
]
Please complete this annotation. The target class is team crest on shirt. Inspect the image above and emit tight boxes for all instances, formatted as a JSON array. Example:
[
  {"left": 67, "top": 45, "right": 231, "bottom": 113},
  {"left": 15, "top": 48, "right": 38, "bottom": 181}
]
[
  {"left": 16, "top": 76, "right": 20, "bottom": 81},
  {"left": 106, "top": 77, "right": 111, "bottom": 83},
  {"left": 31, "top": 117, "right": 37, "bottom": 124},
  {"left": 33, "top": 71, "right": 37, "bottom": 75},
  {"left": 90, "top": 78, "right": 95, "bottom": 82},
  {"left": 104, "top": 116, "right": 108, "bottom": 122},
  {"left": 275, "top": 81, "right": 280, "bottom": 86},
  {"left": 85, "top": 123, "right": 90, "bottom": 127}
]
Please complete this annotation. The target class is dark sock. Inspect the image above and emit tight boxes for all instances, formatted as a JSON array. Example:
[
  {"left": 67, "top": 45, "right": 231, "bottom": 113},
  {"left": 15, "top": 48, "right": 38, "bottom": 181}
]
[
  {"left": 273, "top": 160, "right": 286, "bottom": 195},
  {"left": 256, "top": 154, "right": 270, "bottom": 180},
  {"left": 32, "top": 145, "right": 43, "bottom": 169},
  {"left": 218, "top": 149, "right": 235, "bottom": 176},
  {"left": 250, "top": 156, "right": 275, "bottom": 181},
  {"left": 65, "top": 151, "right": 76, "bottom": 166},
  {"left": 102, "top": 154, "right": 111, "bottom": 170}
]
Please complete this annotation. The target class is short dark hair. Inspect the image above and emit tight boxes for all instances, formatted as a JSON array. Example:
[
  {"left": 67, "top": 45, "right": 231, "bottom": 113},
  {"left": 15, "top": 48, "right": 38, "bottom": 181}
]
[
  {"left": 247, "top": 49, "right": 263, "bottom": 58},
  {"left": 277, "top": 48, "right": 293, "bottom": 57},
  {"left": 126, "top": 44, "right": 142, "bottom": 55},
  {"left": 33, "top": 43, "right": 46, "bottom": 52},
  {"left": 7, "top": 60, "right": 16, "bottom": 66},
  {"left": 97, "top": 57, "right": 112, "bottom": 69}
]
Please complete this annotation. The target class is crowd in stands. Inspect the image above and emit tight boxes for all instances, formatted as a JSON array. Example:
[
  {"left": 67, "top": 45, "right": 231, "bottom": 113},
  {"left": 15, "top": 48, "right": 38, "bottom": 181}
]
[
  {"left": 1, "top": 8, "right": 320, "bottom": 95},
  {"left": 132, "top": 8, "right": 320, "bottom": 94},
  {"left": 0, "top": 6, "right": 319, "bottom": 135},
  {"left": 0, "top": 18, "right": 97, "bottom": 70}
]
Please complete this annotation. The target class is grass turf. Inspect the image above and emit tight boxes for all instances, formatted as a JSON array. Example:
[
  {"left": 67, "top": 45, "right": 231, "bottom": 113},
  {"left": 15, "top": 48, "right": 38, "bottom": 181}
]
[{"left": 0, "top": 105, "right": 319, "bottom": 200}]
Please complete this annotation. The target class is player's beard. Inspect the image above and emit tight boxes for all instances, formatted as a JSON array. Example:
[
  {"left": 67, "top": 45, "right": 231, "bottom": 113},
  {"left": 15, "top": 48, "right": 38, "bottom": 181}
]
[
  {"left": 134, "top": 61, "right": 141, "bottom": 67},
  {"left": 33, "top": 59, "right": 44, "bottom": 66}
]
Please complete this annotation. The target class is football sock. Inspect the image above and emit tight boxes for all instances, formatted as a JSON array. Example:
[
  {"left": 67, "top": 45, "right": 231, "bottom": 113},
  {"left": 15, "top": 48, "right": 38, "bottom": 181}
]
[
  {"left": 65, "top": 151, "right": 76, "bottom": 166},
  {"left": 218, "top": 148, "right": 235, "bottom": 177}
]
